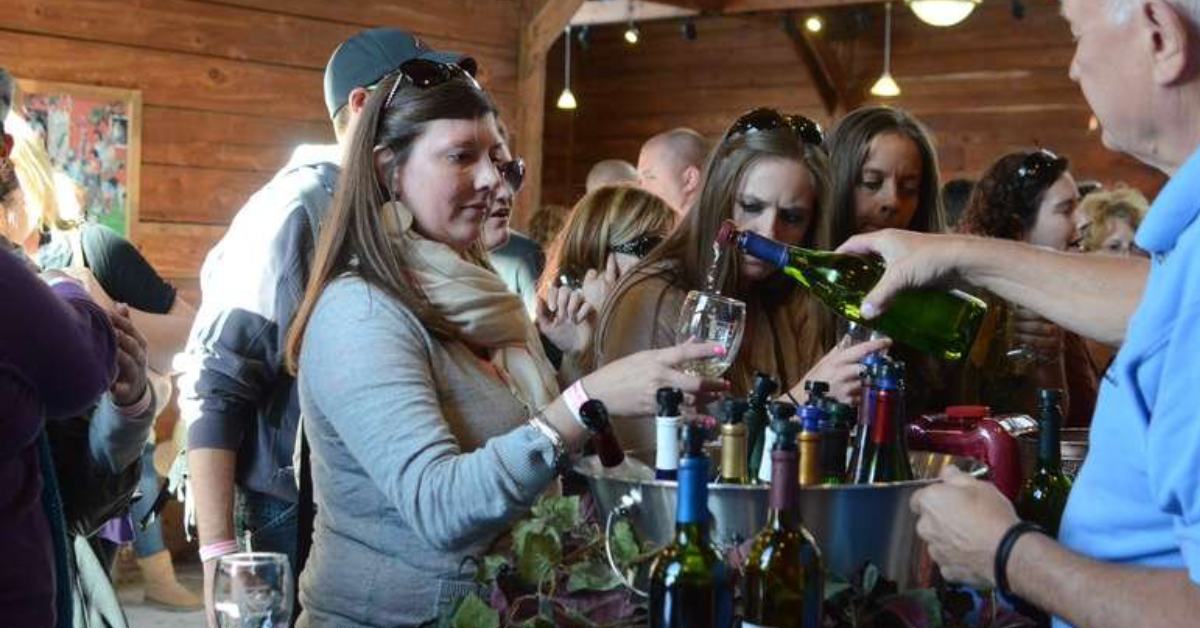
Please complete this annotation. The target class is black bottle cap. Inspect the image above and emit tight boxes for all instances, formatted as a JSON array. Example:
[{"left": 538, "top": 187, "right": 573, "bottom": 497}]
[
  {"left": 681, "top": 421, "right": 708, "bottom": 458},
  {"left": 821, "top": 400, "right": 855, "bottom": 427},
  {"left": 770, "top": 418, "right": 801, "bottom": 451},
  {"left": 751, "top": 373, "right": 779, "bottom": 401},
  {"left": 721, "top": 398, "right": 750, "bottom": 425},
  {"left": 656, "top": 387, "right": 683, "bottom": 417},
  {"left": 768, "top": 401, "right": 796, "bottom": 422},
  {"left": 578, "top": 399, "right": 611, "bottom": 434},
  {"left": 804, "top": 380, "right": 830, "bottom": 396}
]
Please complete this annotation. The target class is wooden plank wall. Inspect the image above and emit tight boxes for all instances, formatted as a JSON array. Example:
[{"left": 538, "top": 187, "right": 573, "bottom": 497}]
[
  {"left": 541, "top": 1, "right": 1166, "bottom": 209},
  {"left": 0, "top": 0, "right": 521, "bottom": 301}
]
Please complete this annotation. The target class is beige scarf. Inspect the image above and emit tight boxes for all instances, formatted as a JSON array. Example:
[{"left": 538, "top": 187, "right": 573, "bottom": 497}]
[{"left": 385, "top": 201, "right": 560, "bottom": 410}]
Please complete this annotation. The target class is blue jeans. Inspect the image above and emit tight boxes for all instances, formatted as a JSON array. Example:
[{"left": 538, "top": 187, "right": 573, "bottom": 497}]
[
  {"left": 234, "top": 489, "right": 298, "bottom": 572},
  {"left": 131, "top": 444, "right": 165, "bottom": 558}
]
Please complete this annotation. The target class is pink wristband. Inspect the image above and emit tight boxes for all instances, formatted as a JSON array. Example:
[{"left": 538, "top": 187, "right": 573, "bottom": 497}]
[
  {"left": 563, "top": 380, "right": 590, "bottom": 427},
  {"left": 199, "top": 539, "right": 239, "bottom": 563}
]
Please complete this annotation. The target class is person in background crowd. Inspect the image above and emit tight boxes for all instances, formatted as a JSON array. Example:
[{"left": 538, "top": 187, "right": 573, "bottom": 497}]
[
  {"left": 536, "top": 184, "right": 677, "bottom": 375},
  {"left": 178, "top": 28, "right": 476, "bottom": 625},
  {"left": 1073, "top": 184, "right": 1151, "bottom": 371},
  {"left": 526, "top": 203, "right": 570, "bottom": 248},
  {"left": 841, "top": 2, "right": 1200, "bottom": 625},
  {"left": 1076, "top": 179, "right": 1104, "bottom": 198},
  {"left": 585, "top": 158, "right": 638, "bottom": 192},
  {"left": 822, "top": 105, "right": 949, "bottom": 415},
  {"left": 597, "top": 108, "right": 888, "bottom": 454},
  {"left": 0, "top": 67, "right": 13, "bottom": 157},
  {"left": 637, "top": 127, "right": 708, "bottom": 217},
  {"left": 484, "top": 132, "right": 542, "bottom": 318},
  {"left": 956, "top": 149, "right": 1099, "bottom": 428},
  {"left": 283, "top": 56, "right": 726, "bottom": 627},
  {"left": 1, "top": 114, "right": 200, "bottom": 608},
  {"left": 941, "top": 178, "right": 975, "bottom": 232},
  {"left": 1075, "top": 185, "right": 1149, "bottom": 256}
]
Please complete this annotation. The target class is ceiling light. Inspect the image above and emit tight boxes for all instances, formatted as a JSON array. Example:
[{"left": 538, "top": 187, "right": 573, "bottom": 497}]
[
  {"left": 906, "top": 0, "right": 981, "bottom": 27},
  {"left": 870, "top": 3, "right": 901, "bottom": 97},
  {"left": 805, "top": 15, "right": 824, "bottom": 33},
  {"left": 557, "top": 27, "right": 577, "bottom": 111}
]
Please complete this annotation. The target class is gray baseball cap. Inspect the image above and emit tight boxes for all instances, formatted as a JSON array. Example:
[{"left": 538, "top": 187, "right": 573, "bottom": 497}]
[{"left": 323, "top": 28, "right": 477, "bottom": 119}]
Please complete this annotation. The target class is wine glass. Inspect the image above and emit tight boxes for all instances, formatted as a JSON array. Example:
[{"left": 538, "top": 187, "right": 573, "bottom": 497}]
[
  {"left": 213, "top": 552, "right": 293, "bottom": 628},
  {"left": 677, "top": 291, "right": 746, "bottom": 377}
]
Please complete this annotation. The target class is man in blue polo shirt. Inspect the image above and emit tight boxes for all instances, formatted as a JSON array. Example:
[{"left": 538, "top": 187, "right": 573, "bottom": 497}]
[{"left": 838, "top": 1, "right": 1200, "bottom": 626}]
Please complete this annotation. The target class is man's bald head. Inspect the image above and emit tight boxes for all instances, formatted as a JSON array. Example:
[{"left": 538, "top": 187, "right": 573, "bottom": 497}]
[
  {"left": 586, "top": 159, "right": 638, "bottom": 192},
  {"left": 637, "top": 127, "right": 708, "bottom": 216}
]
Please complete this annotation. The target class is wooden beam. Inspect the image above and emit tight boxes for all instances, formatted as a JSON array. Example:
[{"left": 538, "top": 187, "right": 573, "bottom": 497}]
[
  {"left": 723, "top": 0, "right": 876, "bottom": 13},
  {"left": 572, "top": 1, "right": 699, "bottom": 27},
  {"left": 781, "top": 11, "right": 854, "bottom": 117},
  {"left": 651, "top": 0, "right": 728, "bottom": 12},
  {"left": 515, "top": 0, "right": 586, "bottom": 229}
]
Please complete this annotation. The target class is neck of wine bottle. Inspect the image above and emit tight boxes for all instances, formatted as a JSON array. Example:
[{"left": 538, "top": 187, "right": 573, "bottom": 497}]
[
  {"left": 745, "top": 373, "right": 778, "bottom": 482},
  {"left": 720, "top": 423, "right": 750, "bottom": 484},
  {"left": 769, "top": 448, "right": 801, "bottom": 530},
  {"left": 720, "top": 223, "right": 987, "bottom": 361},
  {"left": 1038, "top": 393, "right": 1064, "bottom": 474},
  {"left": 655, "top": 415, "right": 681, "bottom": 481},
  {"left": 676, "top": 453, "right": 710, "bottom": 540},
  {"left": 798, "top": 406, "right": 823, "bottom": 487}
]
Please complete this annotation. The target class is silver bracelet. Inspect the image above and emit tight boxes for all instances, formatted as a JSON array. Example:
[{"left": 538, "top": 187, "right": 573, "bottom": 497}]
[{"left": 528, "top": 412, "right": 568, "bottom": 471}]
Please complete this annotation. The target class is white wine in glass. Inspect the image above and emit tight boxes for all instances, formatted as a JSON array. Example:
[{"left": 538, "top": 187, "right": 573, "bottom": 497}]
[{"left": 677, "top": 290, "right": 746, "bottom": 377}]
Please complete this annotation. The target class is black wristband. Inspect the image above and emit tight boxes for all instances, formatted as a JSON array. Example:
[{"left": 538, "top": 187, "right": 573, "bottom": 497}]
[{"left": 994, "top": 521, "right": 1044, "bottom": 597}]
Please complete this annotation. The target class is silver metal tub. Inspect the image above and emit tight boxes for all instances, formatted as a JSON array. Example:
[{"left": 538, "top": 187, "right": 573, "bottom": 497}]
[{"left": 574, "top": 451, "right": 986, "bottom": 591}]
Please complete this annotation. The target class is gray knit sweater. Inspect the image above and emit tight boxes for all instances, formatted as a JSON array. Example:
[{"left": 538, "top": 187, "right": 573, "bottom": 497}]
[{"left": 295, "top": 278, "right": 559, "bottom": 627}]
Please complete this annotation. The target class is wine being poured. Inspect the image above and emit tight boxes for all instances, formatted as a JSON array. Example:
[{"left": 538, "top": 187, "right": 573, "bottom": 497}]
[{"left": 716, "top": 221, "right": 986, "bottom": 361}]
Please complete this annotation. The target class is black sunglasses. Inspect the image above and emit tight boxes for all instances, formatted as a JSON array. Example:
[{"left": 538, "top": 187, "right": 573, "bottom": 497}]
[
  {"left": 381, "top": 58, "right": 480, "bottom": 111},
  {"left": 1014, "top": 149, "right": 1066, "bottom": 188},
  {"left": 727, "top": 107, "right": 825, "bottom": 146},
  {"left": 498, "top": 158, "right": 525, "bottom": 193},
  {"left": 609, "top": 234, "right": 662, "bottom": 258}
]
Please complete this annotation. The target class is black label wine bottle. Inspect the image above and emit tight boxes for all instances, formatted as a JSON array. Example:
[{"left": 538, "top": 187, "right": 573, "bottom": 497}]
[
  {"left": 718, "top": 221, "right": 986, "bottom": 361},
  {"left": 1016, "top": 388, "right": 1073, "bottom": 537},
  {"left": 650, "top": 422, "right": 735, "bottom": 627},
  {"left": 743, "top": 418, "right": 824, "bottom": 628}
]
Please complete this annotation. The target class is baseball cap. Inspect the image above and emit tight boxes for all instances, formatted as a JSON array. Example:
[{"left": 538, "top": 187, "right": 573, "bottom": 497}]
[{"left": 323, "top": 28, "right": 477, "bottom": 119}]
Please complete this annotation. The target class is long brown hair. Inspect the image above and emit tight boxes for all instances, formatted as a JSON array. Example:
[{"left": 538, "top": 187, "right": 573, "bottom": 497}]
[
  {"left": 822, "top": 105, "right": 945, "bottom": 247},
  {"left": 286, "top": 70, "right": 496, "bottom": 373},
  {"left": 538, "top": 184, "right": 676, "bottom": 298},
  {"left": 596, "top": 113, "right": 834, "bottom": 388}
]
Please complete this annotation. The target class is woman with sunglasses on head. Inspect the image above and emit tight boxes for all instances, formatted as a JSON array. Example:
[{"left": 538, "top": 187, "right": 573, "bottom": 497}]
[
  {"left": 535, "top": 184, "right": 677, "bottom": 375},
  {"left": 821, "top": 105, "right": 951, "bottom": 414},
  {"left": 284, "top": 59, "right": 728, "bottom": 628},
  {"left": 595, "top": 108, "right": 889, "bottom": 455},
  {"left": 956, "top": 149, "right": 1099, "bottom": 427}
]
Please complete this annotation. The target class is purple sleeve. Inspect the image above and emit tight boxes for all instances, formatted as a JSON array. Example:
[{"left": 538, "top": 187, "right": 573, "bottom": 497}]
[{"left": 0, "top": 250, "right": 117, "bottom": 419}]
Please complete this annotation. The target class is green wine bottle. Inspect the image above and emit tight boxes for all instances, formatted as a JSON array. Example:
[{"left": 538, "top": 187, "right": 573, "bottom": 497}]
[
  {"left": 743, "top": 419, "right": 824, "bottom": 628},
  {"left": 718, "top": 222, "right": 986, "bottom": 361},
  {"left": 649, "top": 422, "right": 734, "bottom": 627},
  {"left": 745, "top": 373, "right": 779, "bottom": 483},
  {"left": 1016, "top": 388, "right": 1073, "bottom": 537}
]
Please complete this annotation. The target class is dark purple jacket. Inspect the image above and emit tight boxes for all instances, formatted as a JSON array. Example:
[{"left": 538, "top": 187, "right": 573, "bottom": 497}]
[{"left": 0, "top": 250, "right": 116, "bottom": 627}]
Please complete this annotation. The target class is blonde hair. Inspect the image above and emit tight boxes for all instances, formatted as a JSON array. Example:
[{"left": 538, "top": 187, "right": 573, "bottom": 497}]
[
  {"left": 538, "top": 185, "right": 676, "bottom": 299},
  {"left": 7, "top": 115, "right": 82, "bottom": 235},
  {"left": 1076, "top": 185, "right": 1149, "bottom": 252}
]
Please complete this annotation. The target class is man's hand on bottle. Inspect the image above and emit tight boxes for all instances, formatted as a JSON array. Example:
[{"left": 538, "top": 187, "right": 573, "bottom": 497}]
[{"left": 837, "top": 229, "right": 968, "bottom": 319}]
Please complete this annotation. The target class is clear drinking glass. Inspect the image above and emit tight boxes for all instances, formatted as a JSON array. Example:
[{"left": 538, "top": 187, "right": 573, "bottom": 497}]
[
  {"left": 213, "top": 552, "right": 293, "bottom": 628},
  {"left": 677, "top": 290, "right": 747, "bottom": 377}
]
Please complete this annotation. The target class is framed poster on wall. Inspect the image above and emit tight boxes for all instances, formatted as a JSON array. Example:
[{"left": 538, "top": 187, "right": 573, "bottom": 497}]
[{"left": 14, "top": 79, "right": 142, "bottom": 237}]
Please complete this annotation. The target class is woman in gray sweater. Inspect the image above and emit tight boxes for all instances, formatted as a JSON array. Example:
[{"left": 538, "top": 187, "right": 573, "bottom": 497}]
[{"left": 284, "top": 60, "right": 727, "bottom": 627}]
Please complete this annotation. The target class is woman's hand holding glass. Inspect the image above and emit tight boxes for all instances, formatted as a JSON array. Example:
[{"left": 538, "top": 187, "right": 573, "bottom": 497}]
[
  {"left": 1007, "top": 305, "right": 1063, "bottom": 366},
  {"left": 675, "top": 291, "right": 746, "bottom": 378},
  {"left": 582, "top": 341, "right": 732, "bottom": 417}
]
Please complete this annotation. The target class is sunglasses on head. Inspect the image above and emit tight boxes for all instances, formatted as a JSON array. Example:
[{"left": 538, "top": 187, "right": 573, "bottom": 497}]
[
  {"left": 727, "top": 107, "right": 825, "bottom": 146},
  {"left": 609, "top": 234, "right": 662, "bottom": 258},
  {"left": 1014, "top": 149, "right": 1065, "bottom": 188},
  {"left": 498, "top": 157, "right": 525, "bottom": 194},
  {"left": 381, "top": 58, "right": 480, "bottom": 112}
]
